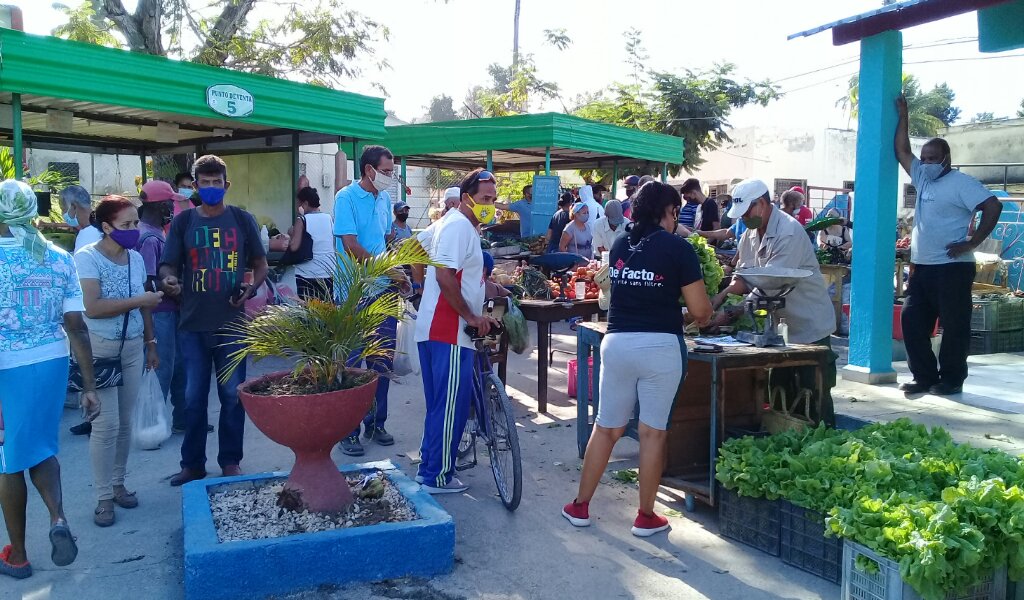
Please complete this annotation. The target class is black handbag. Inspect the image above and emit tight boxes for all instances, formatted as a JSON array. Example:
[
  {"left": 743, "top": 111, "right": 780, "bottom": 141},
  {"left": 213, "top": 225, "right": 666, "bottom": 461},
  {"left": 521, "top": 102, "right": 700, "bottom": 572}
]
[
  {"left": 280, "top": 215, "right": 314, "bottom": 265},
  {"left": 68, "top": 256, "right": 133, "bottom": 392}
]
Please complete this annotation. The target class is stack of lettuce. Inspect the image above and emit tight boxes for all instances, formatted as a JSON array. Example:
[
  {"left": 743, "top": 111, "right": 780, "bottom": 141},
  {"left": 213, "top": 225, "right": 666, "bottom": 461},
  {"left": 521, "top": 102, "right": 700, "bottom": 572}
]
[{"left": 716, "top": 420, "right": 1024, "bottom": 600}]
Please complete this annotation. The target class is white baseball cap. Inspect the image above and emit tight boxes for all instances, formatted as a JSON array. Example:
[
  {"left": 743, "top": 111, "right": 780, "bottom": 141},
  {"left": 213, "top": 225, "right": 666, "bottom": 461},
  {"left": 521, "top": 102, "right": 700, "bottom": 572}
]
[{"left": 727, "top": 179, "right": 771, "bottom": 220}]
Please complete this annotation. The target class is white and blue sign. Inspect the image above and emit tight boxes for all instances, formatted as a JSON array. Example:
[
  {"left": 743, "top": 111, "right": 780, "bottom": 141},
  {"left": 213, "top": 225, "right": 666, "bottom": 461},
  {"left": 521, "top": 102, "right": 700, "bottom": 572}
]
[
  {"left": 530, "top": 175, "right": 560, "bottom": 237},
  {"left": 206, "top": 84, "right": 255, "bottom": 118}
]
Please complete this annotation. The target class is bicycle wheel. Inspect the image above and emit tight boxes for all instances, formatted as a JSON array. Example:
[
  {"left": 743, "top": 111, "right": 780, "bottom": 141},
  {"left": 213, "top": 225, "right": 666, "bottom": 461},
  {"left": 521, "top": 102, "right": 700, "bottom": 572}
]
[
  {"left": 483, "top": 372, "right": 522, "bottom": 511},
  {"left": 458, "top": 405, "right": 476, "bottom": 460}
]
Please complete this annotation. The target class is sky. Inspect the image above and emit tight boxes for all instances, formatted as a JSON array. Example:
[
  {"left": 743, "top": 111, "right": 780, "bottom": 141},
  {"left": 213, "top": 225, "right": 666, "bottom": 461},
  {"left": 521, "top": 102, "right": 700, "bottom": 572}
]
[{"left": 8, "top": 0, "right": 1024, "bottom": 131}]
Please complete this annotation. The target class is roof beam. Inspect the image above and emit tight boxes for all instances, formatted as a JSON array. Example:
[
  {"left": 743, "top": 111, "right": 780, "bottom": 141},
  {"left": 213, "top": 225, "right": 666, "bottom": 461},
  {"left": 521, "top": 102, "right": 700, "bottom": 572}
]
[{"left": 831, "top": 0, "right": 1013, "bottom": 45}]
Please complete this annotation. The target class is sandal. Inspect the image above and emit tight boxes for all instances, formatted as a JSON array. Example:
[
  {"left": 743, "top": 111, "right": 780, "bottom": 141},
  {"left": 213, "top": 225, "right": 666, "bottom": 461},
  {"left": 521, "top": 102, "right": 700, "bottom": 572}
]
[
  {"left": 112, "top": 488, "right": 138, "bottom": 509},
  {"left": 49, "top": 521, "right": 78, "bottom": 567},
  {"left": 94, "top": 501, "right": 115, "bottom": 527},
  {"left": 0, "top": 545, "right": 32, "bottom": 580}
]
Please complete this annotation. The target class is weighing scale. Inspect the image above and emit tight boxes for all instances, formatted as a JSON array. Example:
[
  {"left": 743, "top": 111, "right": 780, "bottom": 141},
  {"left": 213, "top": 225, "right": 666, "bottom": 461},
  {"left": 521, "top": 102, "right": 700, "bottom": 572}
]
[{"left": 733, "top": 267, "right": 812, "bottom": 347}]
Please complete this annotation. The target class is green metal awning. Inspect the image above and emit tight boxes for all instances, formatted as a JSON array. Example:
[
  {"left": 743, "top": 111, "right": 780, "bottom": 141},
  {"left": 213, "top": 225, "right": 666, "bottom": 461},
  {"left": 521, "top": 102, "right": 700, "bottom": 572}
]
[
  {"left": 0, "top": 28, "right": 386, "bottom": 155},
  {"left": 380, "top": 113, "right": 684, "bottom": 171}
]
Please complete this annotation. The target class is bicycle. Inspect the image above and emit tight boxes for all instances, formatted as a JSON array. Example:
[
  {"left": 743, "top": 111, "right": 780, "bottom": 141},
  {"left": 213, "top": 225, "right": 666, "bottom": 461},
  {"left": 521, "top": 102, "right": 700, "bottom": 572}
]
[{"left": 457, "top": 307, "right": 523, "bottom": 511}]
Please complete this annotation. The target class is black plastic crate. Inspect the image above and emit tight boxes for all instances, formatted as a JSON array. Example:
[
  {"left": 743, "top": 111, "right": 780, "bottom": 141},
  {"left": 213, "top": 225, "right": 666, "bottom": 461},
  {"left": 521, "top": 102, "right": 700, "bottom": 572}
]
[
  {"left": 718, "top": 486, "right": 780, "bottom": 556},
  {"left": 780, "top": 501, "right": 843, "bottom": 584}
]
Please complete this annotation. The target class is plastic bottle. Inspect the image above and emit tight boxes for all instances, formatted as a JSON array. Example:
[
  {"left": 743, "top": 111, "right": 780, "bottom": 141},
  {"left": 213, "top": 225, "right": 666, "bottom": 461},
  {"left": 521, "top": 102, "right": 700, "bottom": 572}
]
[
  {"left": 260, "top": 225, "right": 270, "bottom": 253},
  {"left": 778, "top": 318, "right": 789, "bottom": 345}
]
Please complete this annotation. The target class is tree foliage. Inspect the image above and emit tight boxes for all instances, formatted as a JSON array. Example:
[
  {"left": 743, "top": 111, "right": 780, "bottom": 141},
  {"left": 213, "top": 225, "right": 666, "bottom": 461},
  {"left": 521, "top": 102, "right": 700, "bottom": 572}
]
[
  {"left": 423, "top": 95, "right": 458, "bottom": 123},
  {"left": 475, "top": 55, "right": 560, "bottom": 117},
  {"left": 971, "top": 112, "right": 996, "bottom": 123},
  {"left": 53, "top": 1, "right": 389, "bottom": 88},
  {"left": 838, "top": 74, "right": 960, "bottom": 137},
  {"left": 1018, "top": 99, "right": 1024, "bottom": 119}
]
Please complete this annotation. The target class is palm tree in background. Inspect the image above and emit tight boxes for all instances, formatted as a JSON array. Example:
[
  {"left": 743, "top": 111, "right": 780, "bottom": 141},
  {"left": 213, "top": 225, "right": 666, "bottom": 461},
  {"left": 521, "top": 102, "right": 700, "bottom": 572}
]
[{"left": 838, "top": 73, "right": 960, "bottom": 137}]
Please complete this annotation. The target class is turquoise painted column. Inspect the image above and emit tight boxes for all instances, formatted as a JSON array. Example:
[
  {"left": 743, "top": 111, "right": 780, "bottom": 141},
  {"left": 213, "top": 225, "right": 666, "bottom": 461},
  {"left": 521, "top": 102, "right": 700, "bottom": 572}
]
[
  {"left": 486, "top": 150, "right": 493, "bottom": 173},
  {"left": 611, "top": 161, "right": 618, "bottom": 198},
  {"left": 12, "top": 94, "right": 23, "bottom": 179},
  {"left": 661, "top": 164, "right": 668, "bottom": 182},
  {"left": 544, "top": 147, "right": 551, "bottom": 175},
  {"left": 140, "top": 153, "right": 148, "bottom": 183},
  {"left": 844, "top": 30, "right": 902, "bottom": 385}
]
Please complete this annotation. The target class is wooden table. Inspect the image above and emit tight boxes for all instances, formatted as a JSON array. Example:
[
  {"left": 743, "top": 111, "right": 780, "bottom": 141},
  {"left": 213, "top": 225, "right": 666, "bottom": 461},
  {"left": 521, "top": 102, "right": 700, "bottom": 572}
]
[
  {"left": 575, "top": 322, "right": 831, "bottom": 511},
  {"left": 518, "top": 298, "right": 604, "bottom": 413}
]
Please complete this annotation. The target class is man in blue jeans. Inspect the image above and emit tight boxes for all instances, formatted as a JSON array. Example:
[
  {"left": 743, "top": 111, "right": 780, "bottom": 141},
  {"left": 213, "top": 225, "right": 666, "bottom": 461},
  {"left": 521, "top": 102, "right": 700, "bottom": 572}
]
[
  {"left": 334, "top": 145, "right": 406, "bottom": 456},
  {"left": 159, "top": 155, "right": 268, "bottom": 486}
]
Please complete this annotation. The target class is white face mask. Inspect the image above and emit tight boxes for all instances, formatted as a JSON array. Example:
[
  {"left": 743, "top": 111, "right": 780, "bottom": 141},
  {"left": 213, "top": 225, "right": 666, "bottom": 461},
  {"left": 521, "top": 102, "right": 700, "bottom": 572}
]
[
  {"left": 371, "top": 167, "right": 395, "bottom": 192},
  {"left": 919, "top": 162, "right": 946, "bottom": 182}
]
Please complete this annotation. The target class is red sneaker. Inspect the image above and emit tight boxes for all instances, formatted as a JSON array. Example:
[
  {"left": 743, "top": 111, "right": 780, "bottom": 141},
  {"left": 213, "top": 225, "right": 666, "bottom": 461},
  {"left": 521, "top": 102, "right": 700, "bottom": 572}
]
[
  {"left": 631, "top": 510, "right": 669, "bottom": 537},
  {"left": 561, "top": 500, "right": 591, "bottom": 527}
]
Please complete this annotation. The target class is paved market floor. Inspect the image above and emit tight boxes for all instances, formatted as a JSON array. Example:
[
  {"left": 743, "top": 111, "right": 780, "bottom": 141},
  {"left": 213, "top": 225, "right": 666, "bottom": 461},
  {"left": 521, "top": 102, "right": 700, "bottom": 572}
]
[{"left": 6, "top": 324, "right": 1022, "bottom": 600}]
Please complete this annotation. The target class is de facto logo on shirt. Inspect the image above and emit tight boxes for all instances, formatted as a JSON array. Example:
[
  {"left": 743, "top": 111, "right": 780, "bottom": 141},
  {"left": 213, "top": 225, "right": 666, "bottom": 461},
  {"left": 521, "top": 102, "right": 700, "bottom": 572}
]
[{"left": 611, "top": 258, "right": 665, "bottom": 287}]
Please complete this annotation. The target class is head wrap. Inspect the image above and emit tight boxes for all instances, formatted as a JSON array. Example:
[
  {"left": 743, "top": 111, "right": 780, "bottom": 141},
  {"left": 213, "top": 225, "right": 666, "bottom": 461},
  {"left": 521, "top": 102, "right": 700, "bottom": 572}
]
[
  {"left": 0, "top": 179, "right": 47, "bottom": 262},
  {"left": 570, "top": 202, "right": 587, "bottom": 218}
]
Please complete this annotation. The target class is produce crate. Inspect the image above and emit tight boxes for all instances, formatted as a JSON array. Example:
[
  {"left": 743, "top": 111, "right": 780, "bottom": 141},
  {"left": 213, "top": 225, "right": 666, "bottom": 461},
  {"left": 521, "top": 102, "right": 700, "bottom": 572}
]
[
  {"left": 718, "top": 486, "right": 780, "bottom": 557},
  {"left": 780, "top": 501, "right": 842, "bottom": 584},
  {"left": 841, "top": 540, "right": 1007, "bottom": 600},
  {"left": 971, "top": 299, "right": 1024, "bottom": 332},
  {"left": 969, "top": 329, "right": 1024, "bottom": 356}
]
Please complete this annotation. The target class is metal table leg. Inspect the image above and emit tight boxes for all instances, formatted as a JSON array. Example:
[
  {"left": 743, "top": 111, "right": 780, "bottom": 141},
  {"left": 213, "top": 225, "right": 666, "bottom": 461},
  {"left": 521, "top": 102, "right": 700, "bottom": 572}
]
[{"left": 536, "top": 319, "right": 549, "bottom": 413}]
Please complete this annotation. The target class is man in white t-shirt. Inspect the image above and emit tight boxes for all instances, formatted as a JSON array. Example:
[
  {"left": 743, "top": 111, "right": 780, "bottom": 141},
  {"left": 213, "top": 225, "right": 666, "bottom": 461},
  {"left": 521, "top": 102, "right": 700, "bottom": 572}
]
[
  {"left": 414, "top": 168, "right": 500, "bottom": 494},
  {"left": 894, "top": 95, "right": 1002, "bottom": 396}
]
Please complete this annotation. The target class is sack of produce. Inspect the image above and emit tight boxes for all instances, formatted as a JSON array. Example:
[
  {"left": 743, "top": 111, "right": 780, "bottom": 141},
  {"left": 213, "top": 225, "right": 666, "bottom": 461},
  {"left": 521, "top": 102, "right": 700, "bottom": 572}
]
[{"left": 504, "top": 300, "right": 532, "bottom": 355}]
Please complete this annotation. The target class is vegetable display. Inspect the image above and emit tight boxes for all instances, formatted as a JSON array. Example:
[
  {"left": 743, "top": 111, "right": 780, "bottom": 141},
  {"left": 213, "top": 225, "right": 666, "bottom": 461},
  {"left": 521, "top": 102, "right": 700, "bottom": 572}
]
[
  {"left": 716, "top": 420, "right": 1024, "bottom": 600},
  {"left": 686, "top": 235, "right": 724, "bottom": 295}
]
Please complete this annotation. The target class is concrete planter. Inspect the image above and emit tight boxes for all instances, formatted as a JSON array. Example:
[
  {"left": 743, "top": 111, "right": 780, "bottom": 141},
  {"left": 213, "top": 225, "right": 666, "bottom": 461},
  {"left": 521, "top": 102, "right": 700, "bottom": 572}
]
[{"left": 182, "top": 460, "right": 454, "bottom": 600}]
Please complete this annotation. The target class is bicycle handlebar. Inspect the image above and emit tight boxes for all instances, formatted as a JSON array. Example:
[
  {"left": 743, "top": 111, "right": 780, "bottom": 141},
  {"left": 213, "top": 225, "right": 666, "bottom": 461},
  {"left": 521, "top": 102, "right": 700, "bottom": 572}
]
[{"left": 464, "top": 322, "right": 505, "bottom": 340}]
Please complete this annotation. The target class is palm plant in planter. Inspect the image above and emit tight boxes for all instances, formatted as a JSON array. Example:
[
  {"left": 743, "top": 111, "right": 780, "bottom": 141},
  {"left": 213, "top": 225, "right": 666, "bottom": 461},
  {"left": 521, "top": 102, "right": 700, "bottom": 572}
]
[{"left": 222, "top": 241, "right": 432, "bottom": 513}]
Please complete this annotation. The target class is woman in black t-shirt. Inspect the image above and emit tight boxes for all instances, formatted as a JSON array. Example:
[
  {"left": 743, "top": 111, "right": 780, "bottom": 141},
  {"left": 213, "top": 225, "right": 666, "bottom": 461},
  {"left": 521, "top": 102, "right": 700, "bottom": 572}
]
[{"left": 562, "top": 182, "right": 713, "bottom": 537}]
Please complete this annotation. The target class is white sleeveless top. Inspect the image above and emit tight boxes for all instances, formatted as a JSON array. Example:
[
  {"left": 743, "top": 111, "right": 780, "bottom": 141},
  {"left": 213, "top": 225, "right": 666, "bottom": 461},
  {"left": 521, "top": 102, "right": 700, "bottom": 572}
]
[{"left": 295, "top": 212, "right": 336, "bottom": 279}]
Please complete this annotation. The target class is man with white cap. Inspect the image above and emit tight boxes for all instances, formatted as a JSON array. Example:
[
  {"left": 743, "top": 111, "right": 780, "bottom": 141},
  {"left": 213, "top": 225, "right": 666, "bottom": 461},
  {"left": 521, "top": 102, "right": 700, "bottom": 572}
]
[
  {"left": 711, "top": 178, "right": 837, "bottom": 425},
  {"left": 440, "top": 187, "right": 460, "bottom": 215}
]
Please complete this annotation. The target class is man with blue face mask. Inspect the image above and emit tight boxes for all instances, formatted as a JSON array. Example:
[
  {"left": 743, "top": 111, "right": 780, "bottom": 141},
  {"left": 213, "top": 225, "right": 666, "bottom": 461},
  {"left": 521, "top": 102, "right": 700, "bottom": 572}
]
[
  {"left": 159, "top": 155, "right": 268, "bottom": 486},
  {"left": 894, "top": 94, "right": 1003, "bottom": 396}
]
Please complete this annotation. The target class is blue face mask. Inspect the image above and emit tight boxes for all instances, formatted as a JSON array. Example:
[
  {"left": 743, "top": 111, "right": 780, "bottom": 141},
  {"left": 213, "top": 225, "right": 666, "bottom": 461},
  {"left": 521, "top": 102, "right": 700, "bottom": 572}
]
[
  {"left": 919, "top": 162, "right": 947, "bottom": 182},
  {"left": 178, "top": 188, "right": 194, "bottom": 199},
  {"left": 63, "top": 211, "right": 79, "bottom": 227},
  {"left": 198, "top": 187, "right": 226, "bottom": 206}
]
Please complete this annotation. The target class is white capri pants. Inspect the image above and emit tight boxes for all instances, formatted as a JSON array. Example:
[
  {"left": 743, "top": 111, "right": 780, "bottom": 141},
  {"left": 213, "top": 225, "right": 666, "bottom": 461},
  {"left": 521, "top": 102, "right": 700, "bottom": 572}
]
[{"left": 595, "top": 332, "right": 687, "bottom": 431}]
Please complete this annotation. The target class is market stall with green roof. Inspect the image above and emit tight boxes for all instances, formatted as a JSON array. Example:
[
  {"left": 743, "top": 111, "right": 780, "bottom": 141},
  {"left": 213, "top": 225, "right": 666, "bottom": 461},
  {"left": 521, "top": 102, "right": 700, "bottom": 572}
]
[
  {"left": 0, "top": 28, "right": 386, "bottom": 234},
  {"left": 379, "top": 112, "right": 685, "bottom": 236}
]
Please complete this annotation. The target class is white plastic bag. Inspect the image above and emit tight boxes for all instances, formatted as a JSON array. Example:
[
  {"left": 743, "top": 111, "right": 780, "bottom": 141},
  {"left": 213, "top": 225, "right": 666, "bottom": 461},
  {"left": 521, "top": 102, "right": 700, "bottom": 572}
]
[
  {"left": 393, "top": 303, "right": 420, "bottom": 377},
  {"left": 133, "top": 370, "right": 171, "bottom": 450}
]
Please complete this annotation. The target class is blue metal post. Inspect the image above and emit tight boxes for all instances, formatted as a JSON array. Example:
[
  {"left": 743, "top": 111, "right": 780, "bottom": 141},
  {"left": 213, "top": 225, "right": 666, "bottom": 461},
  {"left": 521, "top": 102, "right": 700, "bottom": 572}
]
[
  {"left": 140, "top": 153, "right": 147, "bottom": 183},
  {"left": 544, "top": 147, "right": 551, "bottom": 175},
  {"left": 486, "top": 150, "right": 493, "bottom": 173},
  {"left": 401, "top": 157, "right": 407, "bottom": 202},
  {"left": 12, "top": 94, "right": 23, "bottom": 179},
  {"left": 845, "top": 30, "right": 902, "bottom": 385},
  {"left": 661, "top": 164, "right": 668, "bottom": 182}
]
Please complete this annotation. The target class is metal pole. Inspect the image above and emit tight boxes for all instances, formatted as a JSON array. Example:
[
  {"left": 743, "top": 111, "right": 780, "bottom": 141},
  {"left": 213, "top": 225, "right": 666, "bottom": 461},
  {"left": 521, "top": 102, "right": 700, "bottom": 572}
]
[
  {"left": 545, "top": 147, "right": 551, "bottom": 175},
  {"left": 486, "top": 150, "right": 493, "bottom": 173},
  {"left": 401, "top": 157, "right": 407, "bottom": 202},
  {"left": 292, "top": 133, "right": 300, "bottom": 221},
  {"left": 12, "top": 94, "right": 23, "bottom": 179},
  {"left": 140, "top": 153, "right": 147, "bottom": 184},
  {"left": 611, "top": 161, "right": 618, "bottom": 198},
  {"left": 352, "top": 141, "right": 359, "bottom": 180},
  {"left": 661, "top": 163, "right": 668, "bottom": 182}
]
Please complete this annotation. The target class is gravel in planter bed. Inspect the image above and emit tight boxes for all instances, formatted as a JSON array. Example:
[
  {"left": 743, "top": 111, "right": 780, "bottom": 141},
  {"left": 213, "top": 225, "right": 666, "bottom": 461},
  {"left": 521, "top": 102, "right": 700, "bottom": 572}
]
[{"left": 209, "top": 470, "right": 418, "bottom": 543}]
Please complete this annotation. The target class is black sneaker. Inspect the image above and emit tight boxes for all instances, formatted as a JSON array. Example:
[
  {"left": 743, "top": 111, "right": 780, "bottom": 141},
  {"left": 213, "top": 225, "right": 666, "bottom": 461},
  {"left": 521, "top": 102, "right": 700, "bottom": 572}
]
[
  {"left": 364, "top": 426, "right": 395, "bottom": 446},
  {"left": 339, "top": 435, "right": 365, "bottom": 456},
  {"left": 929, "top": 382, "right": 963, "bottom": 396},
  {"left": 899, "top": 381, "right": 931, "bottom": 395},
  {"left": 69, "top": 422, "right": 92, "bottom": 436}
]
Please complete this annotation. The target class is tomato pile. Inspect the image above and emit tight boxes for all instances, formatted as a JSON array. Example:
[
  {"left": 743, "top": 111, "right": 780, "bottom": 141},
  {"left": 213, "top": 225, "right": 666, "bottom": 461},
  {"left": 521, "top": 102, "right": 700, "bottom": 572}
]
[{"left": 549, "top": 260, "right": 601, "bottom": 300}]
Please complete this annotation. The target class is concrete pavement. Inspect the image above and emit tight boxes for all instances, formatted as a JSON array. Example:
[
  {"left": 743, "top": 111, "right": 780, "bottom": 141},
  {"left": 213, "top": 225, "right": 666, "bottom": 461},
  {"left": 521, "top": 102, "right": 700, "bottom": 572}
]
[{"left": 9, "top": 323, "right": 1019, "bottom": 599}]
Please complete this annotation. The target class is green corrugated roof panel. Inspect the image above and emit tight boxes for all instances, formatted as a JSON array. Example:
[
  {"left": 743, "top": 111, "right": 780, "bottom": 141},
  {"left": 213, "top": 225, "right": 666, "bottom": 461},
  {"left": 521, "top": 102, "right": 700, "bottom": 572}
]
[
  {"left": 381, "top": 113, "right": 684, "bottom": 168},
  {"left": 0, "top": 29, "right": 385, "bottom": 139}
]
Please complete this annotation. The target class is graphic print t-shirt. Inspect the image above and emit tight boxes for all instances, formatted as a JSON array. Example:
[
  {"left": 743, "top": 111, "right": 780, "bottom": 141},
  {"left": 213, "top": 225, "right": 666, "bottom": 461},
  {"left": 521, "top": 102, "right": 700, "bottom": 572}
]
[
  {"left": 161, "top": 205, "right": 264, "bottom": 332},
  {"left": 607, "top": 229, "right": 702, "bottom": 335}
]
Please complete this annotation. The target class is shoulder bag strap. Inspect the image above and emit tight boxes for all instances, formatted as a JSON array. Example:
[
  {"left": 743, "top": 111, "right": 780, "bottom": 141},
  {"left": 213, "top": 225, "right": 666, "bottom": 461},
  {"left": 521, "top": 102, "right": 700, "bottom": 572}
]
[{"left": 118, "top": 254, "right": 131, "bottom": 353}]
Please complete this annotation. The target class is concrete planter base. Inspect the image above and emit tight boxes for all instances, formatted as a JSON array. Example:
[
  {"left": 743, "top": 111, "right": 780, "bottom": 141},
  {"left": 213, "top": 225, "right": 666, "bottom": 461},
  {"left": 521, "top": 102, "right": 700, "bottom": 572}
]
[{"left": 182, "top": 460, "right": 454, "bottom": 600}]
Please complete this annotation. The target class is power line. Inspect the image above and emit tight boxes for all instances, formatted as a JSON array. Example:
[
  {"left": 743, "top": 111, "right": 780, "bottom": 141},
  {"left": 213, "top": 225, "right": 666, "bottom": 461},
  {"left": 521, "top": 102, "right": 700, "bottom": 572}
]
[{"left": 772, "top": 38, "right": 979, "bottom": 84}]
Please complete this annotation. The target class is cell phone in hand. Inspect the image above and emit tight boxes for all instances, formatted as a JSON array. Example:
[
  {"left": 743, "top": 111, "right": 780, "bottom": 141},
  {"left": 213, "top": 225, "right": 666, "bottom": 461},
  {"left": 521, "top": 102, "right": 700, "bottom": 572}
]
[{"left": 232, "top": 284, "right": 250, "bottom": 304}]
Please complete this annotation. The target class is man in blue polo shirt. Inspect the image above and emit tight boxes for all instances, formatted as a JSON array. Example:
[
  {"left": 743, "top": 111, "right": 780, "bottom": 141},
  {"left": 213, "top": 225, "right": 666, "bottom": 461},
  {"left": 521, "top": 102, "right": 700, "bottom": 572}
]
[
  {"left": 334, "top": 145, "right": 399, "bottom": 456},
  {"left": 496, "top": 184, "right": 533, "bottom": 238}
]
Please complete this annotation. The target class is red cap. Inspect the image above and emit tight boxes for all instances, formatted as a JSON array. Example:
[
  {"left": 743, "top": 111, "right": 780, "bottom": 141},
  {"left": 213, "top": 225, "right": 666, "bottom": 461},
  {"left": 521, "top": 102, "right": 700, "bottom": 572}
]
[
  {"left": 141, "top": 180, "right": 185, "bottom": 203},
  {"left": 789, "top": 186, "right": 805, "bottom": 194}
]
